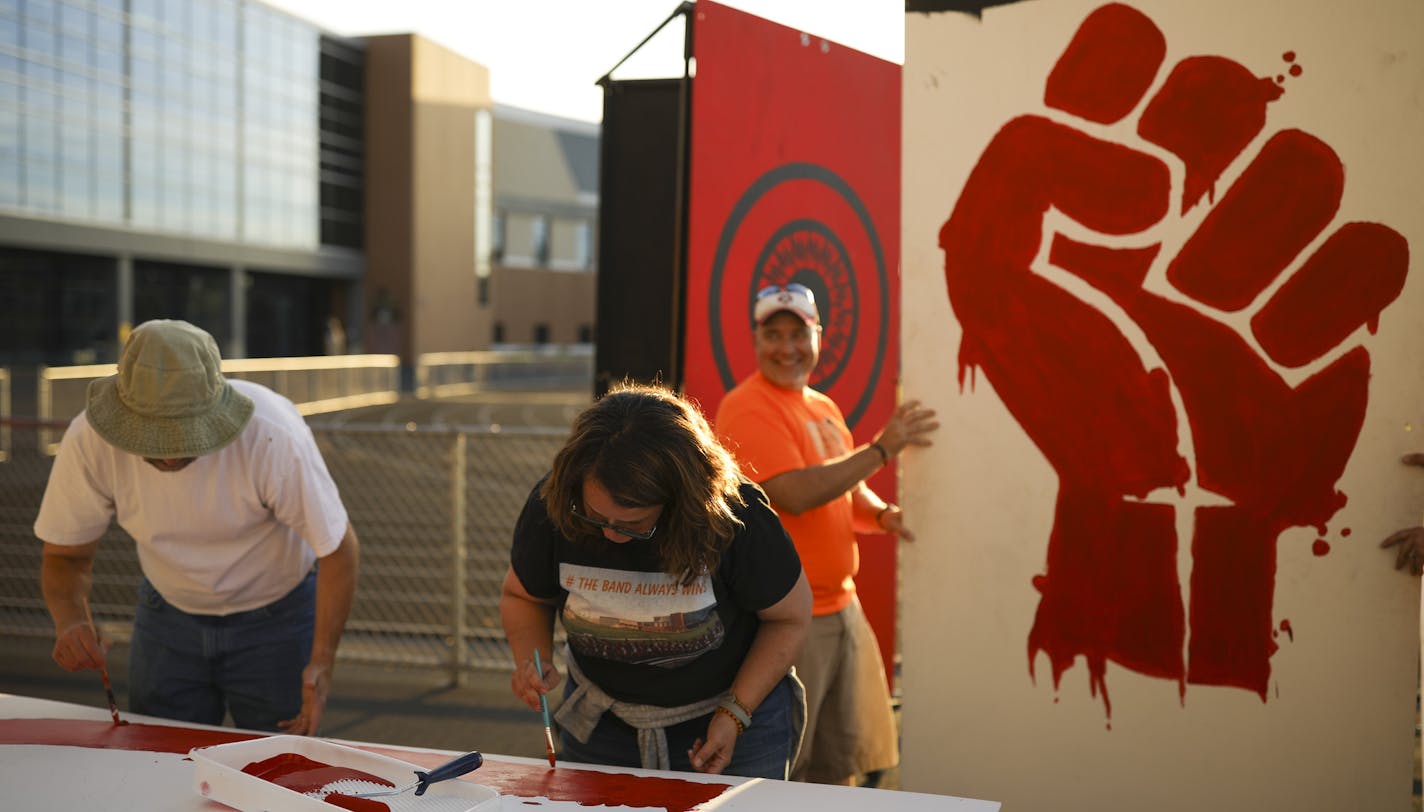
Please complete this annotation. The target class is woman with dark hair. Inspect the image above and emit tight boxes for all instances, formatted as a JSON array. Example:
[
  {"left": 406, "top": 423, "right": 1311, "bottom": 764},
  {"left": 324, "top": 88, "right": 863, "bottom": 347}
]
[{"left": 500, "top": 383, "right": 811, "bottom": 778}]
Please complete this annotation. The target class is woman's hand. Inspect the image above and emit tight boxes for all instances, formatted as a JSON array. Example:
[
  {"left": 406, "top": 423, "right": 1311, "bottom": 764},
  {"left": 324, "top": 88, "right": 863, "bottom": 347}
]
[
  {"left": 511, "top": 654, "right": 560, "bottom": 711},
  {"left": 687, "top": 710, "right": 740, "bottom": 774}
]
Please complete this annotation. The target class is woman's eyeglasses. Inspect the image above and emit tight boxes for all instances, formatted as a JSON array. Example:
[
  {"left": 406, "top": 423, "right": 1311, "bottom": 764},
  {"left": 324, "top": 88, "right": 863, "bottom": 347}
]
[{"left": 570, "top": 502, "right": 659, "bottom": 540}]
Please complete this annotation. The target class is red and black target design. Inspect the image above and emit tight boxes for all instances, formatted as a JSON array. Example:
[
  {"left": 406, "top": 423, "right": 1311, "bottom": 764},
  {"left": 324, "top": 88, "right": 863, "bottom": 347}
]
[{"left": 707, "top": 162, "right": 889, "bottom": 428}]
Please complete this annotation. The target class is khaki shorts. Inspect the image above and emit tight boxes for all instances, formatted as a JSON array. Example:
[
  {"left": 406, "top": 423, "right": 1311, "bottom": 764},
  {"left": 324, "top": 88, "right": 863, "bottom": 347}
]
[{"left": 791, "top": 597, "right": 898, "bottom": 783}]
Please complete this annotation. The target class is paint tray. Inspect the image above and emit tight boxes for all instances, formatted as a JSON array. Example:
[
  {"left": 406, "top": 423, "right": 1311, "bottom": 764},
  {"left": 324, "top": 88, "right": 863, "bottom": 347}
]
[{"left": 191, "top": 734, "right": 500, "bottom": 812}]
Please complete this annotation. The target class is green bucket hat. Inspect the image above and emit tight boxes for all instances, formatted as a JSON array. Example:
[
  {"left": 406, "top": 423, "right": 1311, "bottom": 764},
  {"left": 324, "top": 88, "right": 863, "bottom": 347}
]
[{"left": 86, "top": 320, "right": 255, "bottom": 458}]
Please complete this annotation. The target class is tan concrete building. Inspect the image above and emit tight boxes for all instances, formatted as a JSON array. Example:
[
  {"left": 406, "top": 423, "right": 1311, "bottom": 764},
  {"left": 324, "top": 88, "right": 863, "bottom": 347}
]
[
  {"left": 363, "top": 34, "right": 491, "bottom": 362},
  {"left": 363, "top": 38, "right": 598, "bottom": 361},
  {"left": 489, "top": 106, "right": 599, "bottom": 349}
]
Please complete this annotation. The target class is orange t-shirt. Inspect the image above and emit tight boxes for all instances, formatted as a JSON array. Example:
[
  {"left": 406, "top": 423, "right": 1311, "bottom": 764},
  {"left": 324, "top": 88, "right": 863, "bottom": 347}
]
[{"left": 715, "top": 371, "right": 857, "bottom": 616}]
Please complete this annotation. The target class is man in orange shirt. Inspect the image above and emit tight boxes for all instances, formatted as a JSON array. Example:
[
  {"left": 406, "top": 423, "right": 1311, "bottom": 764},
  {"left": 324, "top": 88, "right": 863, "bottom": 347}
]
[{"left": 714, "top": 283, "right": 938, "bottom": 785}]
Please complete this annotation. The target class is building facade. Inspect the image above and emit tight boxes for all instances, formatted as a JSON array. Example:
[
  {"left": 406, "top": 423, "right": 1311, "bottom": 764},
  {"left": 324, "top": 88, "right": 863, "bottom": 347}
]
[
  {"left": 489, "top": 104, "right": 598, "bottom": 348},
  {"left": 0, "top": 0, "right": 365, "bottom": 370},
  {"left": 0, "top": 0, "right": 597, "bottom": 397}
]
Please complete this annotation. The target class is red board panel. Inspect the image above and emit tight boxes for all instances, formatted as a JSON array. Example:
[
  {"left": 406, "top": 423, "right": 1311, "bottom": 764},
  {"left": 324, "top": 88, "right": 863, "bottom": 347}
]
[{"left": 682, "top": 1, "right": 901, "bottom": 682}]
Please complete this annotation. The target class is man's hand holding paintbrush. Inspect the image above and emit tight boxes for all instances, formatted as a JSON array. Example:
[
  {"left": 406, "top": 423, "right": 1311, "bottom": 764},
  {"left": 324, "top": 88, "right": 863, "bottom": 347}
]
[{"left": 50, "top": 596, "right": 122, "bottom": 724}]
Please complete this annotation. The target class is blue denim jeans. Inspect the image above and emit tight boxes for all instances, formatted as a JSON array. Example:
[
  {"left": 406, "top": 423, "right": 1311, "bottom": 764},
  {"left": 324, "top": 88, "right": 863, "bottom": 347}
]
[
  {"left": 128, "top": 572, "right": 315, "bottom": 731},
  {"left": 557, "top": 673, "right": 798, "bottom": 779}
]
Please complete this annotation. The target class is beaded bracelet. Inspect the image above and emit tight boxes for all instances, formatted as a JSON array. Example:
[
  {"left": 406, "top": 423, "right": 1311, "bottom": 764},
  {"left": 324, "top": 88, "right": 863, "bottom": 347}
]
[
  {"left": 714, "top": 704, "right": 745, "bottom": 736},
  {"left": 717, "top": 692, "right": 753, "bottom": 736}
]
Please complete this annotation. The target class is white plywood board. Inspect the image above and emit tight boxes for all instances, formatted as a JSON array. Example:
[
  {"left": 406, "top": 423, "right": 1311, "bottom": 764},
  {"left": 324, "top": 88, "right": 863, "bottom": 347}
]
[{"left": 901, "top": 1, "right": 1424, "bottom": 810}]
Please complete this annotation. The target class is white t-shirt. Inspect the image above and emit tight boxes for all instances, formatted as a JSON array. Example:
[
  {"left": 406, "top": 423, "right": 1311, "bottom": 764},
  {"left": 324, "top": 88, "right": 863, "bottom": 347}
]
[{"left": 35, "top": 380, "right": 350, "bottom": 615}]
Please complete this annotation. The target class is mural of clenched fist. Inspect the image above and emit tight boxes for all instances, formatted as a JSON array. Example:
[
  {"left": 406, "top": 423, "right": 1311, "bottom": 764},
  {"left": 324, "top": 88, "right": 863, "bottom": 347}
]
[{"left": 939, "top": 3, "right": 1410, "bottom": 712}]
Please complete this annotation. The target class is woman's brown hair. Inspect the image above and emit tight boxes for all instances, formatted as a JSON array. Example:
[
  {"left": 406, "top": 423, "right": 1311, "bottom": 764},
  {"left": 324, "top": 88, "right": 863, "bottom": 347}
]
[{"left": 541, "top": 382, "right": 746, "bottom": 584}]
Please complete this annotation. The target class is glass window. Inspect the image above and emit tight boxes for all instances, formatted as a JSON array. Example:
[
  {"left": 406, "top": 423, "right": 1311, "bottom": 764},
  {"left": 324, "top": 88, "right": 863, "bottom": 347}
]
[
  {"left": 490, "top": 212, "right": 504, "bottom": 261},
  {"left": 61, "top": 162, "right": 91, "bottom": 218},
  {"left": 24, "top": 0, "right": 56, "bottom": 26},
  {"left": 94, "top": 171, "right": 122, "bottom": 223},
  {"left": 94, "top": 130, "right": 120, "bottom": 174},
  {"left": 58, "top": 3, "right": 89, "bottom": 35},
  {"left": 59, "top": 33, "right": 88, "bottom": 68},
  {"left": 24, "top": 114, "right": 56, "bottom": 162},
  {"left": 0, "top": 159, "right": 20, "bottom": 207},
  {"left": 24, "top": 25, "right": 57, "bottom": 59},
  {"left": 131, "top": 0, "right": 160, "bottom": 23},
  {"left": 531, "top": 215, "right": 549, "bottom": 265},
  {"left": 25, "top": 160, "right": 58, "bottom": 210},
  {"left": 0, "top": 102, "right": 17, "bottom": 209},
  {"left": 93, "top": 44, "right": 120, "bottom": 74},
  {"left": 0, "top": 17, "right": 21, "bottom": 49},
  {"left": 93, "top": 14, "right": 121, "bottom": 46},
  {"left": 130, "top": 26, "right": 158, "bottom": 58}
]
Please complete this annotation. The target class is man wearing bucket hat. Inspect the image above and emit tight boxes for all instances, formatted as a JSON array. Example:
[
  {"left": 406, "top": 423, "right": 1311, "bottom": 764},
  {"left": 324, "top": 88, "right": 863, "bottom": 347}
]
[
  {"left": 35, "top": 319, "right": 359, "bottom": 734},
  {"left": 714, "top": 283, "right": 938, "bottom": 786}
]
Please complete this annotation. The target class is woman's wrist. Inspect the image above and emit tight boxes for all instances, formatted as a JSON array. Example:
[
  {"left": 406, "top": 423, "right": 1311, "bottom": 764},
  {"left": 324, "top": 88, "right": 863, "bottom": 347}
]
[{"left": 716, "top": 691, "right": 752, "bottom": 735}]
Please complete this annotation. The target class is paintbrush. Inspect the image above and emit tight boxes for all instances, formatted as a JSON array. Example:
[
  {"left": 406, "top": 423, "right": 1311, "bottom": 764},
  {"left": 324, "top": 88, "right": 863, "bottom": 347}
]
[
  {"left": 533, "top": 648, "right": 556, "bottom": 768},
  {"left": 82, "top": 598, "right": 122, "bottom": 725}
]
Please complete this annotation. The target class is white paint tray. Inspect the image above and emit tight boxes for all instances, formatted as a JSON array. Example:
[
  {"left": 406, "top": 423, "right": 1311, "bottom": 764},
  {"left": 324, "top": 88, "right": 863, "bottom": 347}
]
[{"left": 191, "top": 734, "right": 500, "bottom": 812}]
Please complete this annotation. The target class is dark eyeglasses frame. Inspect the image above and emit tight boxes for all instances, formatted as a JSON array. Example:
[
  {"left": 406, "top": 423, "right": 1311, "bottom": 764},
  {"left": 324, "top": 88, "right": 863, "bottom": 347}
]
[
  {"left": 570, "top": 502, "right": 659, "bottom": 540},
  {"left": 755, "top": 282, "right": 813, "bottom": 300}
]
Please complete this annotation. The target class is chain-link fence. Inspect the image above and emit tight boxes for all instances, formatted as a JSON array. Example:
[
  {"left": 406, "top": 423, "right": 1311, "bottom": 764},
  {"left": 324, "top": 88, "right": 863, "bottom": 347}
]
[{"left": 0, "top": 420, "right": 570, "bottom": 684}]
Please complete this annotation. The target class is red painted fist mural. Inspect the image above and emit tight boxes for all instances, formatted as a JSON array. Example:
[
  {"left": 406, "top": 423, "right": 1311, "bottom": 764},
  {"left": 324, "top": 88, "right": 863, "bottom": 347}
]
[{"left": 939, "top": 3, "right": 1409, "bottom": 713}]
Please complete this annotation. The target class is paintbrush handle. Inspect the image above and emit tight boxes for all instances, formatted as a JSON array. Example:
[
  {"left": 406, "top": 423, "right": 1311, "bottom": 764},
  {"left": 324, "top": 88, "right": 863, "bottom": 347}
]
[
  {"left": 82, "top": 598, "right": 122, "bottom": 724},
  {"left": 533, "top": 649, "right": 556, "bottom": 766},
  {"left": 533, "top": 649, "right": 552, "bottom": 724}
]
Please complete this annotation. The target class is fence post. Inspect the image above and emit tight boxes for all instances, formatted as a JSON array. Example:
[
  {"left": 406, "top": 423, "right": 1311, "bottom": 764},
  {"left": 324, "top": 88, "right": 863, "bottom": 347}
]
[
  {"left": 450, "top": 431, "right": 469, "bottom": 686},
  {"left": 0, "top": 367, "right": 9, "bottom": 461}
]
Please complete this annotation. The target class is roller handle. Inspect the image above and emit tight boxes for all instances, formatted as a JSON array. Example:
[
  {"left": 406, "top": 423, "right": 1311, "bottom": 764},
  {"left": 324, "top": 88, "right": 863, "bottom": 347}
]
[{"left": 413, "top": 750, "right": 484, "bottom": 796}]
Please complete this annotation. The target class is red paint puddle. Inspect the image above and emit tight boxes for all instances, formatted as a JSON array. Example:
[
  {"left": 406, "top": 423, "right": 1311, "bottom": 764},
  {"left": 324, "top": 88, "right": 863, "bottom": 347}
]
[
  {"left": 0, "top": 718, "right": 257, "bottom": 752},
  {"left": 1312, "top": 539, "right": 1331, "bottom": 556},
  {"left": 241, "top": 753, "right": 393, "bottom": 810},
  {"left": 0, "top": 719, "right": 731, "bottom": 812},
  {"left": 939, "top": 4, "right": 1403, "bottom": 717},
  {"left": 1341, "top": 527, "right": 1351, "bottom": 537},
  {"left": 361, "top": 745, "right": 729, "bottom": 812}
]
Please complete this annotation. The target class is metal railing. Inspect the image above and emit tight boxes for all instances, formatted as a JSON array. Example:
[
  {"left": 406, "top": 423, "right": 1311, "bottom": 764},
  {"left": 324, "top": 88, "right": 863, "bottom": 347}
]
[
  {"left": 35, "top": 355, "right": 401, "bottom": 454},
  {"left": 416, "top": 346, "right": 593, "bottom": 399}
]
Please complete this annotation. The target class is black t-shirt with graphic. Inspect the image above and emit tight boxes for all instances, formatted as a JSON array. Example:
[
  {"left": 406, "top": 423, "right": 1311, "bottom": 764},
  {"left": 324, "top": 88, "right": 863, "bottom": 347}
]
[{"left": 510, "top": 478, "right": 802, "bottom": 707}]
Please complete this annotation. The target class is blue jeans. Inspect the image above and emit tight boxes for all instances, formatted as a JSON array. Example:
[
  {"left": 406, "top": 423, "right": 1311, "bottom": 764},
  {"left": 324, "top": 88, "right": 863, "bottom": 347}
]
[
  {"left": 558, "top": 673, "right": 798, "bottom": 779},
  {"left": 129, "top": 573, "right": 315, "bottom": 731}
]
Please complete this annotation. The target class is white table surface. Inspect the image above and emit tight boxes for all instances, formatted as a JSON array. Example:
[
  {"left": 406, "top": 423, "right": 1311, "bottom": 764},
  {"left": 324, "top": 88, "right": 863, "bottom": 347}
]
[{"left": 0, "top": 693, "right": 997, "bottom": 811}]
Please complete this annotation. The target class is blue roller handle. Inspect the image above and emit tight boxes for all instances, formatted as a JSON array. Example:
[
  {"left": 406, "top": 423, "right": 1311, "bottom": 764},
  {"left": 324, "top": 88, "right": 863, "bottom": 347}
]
[{"left": 412, "top": 750, "right": 484, "bottom": 796}]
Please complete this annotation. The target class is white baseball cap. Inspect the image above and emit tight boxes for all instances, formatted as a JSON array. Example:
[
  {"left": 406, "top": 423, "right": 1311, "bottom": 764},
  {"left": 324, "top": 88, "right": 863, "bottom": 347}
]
[{"left": 753, "top": 283, "right": 820, "bottom": 326}]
